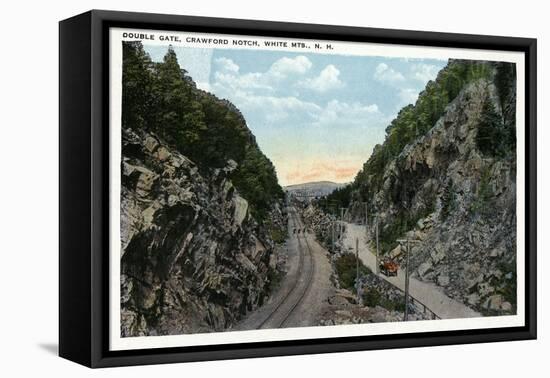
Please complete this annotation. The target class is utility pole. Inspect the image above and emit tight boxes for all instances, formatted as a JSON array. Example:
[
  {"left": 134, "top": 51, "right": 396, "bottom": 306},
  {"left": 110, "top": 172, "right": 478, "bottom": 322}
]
[
  {"left": 397, "top": 238, "right": 421, "bottom": 321},
  {"left": 364, "top": 202, "right": 368, "bottom": 229},
  {"left": 331, "top": 217, "right": 335, "bottom": 252},
  {"left": 329, "top": 202, "right": 336, "bottom": 252},
  {"left": 375, "top": 214, "right": 380, "bottom": 275},
  {"left": 404, "top": 239, "right": 410, "bottom": 321},
  {"left": 356, "top": 237, "right": 362, "bottom": 304},
  {"left": 339, "top": 207, "right": 345, "bottom": 239}
]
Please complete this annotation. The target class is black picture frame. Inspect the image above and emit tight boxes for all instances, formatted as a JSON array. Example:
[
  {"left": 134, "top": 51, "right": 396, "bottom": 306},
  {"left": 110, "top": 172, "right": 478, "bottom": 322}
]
[{"left": 59, "top": 9, "right": 537, "bottom": 368}]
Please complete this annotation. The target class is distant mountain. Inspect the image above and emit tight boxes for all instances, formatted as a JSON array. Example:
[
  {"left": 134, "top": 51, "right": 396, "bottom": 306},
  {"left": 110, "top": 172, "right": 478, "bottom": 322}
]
[{"left": 284, "top": 181, "right": 347, "bottom": 199}]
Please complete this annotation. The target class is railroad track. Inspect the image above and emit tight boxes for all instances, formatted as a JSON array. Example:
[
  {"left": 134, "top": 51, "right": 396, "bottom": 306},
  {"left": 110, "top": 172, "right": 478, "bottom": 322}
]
[{"left": 256, "top": 208, "right": 316, "bottom": 329}]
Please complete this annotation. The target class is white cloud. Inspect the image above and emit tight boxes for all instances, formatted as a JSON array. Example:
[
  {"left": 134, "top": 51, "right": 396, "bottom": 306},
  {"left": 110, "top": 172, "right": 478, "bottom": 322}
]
[
  {"left": 207, "top": 57, "right": 392, "bottom": 186},
  {"left": 240, "top": 93, "right": 321, "bottom": 119},
  {"left": 213, "top": 58, "right": 274, "bottom": 93},
  {"left": 196, "top": 82, "right": 211, "bottom": 92},
  {"left": 215, "top": 57, "right": 239, "bottom": 73},
  {"left": 398, "top": 88, "right": 420, "bottom": 106},
  {"left": 411, "top": 63, "right": 440, "bottom": 82},
  {"left": 374, "top": 63, "right": 405, "bottom": 84},
  {"left": 213, "top": 71, "right": 273, "bottom": 93},
  {"left": 213, "top": 56, "right": 343, "bottom": 97},
  {"left": 268, "top": 55, "right": 312, "bottom": 77},
  {"left": 213, "top": 55, "right": 315, "bottom": 95},
  {"left": 312, "top": 99, "right": 383, "bottom": 129},
  {"left": 297, "top": 65, "right": 344, "bottom": 93},
  {"left": 210, "top": 56, "right": 384, "bottom": 137}
]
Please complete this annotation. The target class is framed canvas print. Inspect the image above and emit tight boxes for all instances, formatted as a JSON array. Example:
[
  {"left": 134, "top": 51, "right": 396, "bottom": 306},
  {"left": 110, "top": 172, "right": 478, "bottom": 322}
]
[{"left": 59, "top": 10, "right": 537, "bottom": 368}]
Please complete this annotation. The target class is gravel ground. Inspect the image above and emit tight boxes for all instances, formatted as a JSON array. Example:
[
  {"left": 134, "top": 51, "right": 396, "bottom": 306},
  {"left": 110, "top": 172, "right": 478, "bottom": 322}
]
[{"left": 231, "top": 207, "right": 333, "bottom": 330}]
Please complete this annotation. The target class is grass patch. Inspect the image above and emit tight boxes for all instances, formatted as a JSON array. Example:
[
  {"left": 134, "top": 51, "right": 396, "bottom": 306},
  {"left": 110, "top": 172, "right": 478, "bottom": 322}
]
[
  {"left": 266, "top": 218, "right": 287, "bottom": 245},
  {"left": 334, "top": 253, "right": 372, "bottom": 292},
  {"left": 362, "top": 288, "right": 406, "bottom": 312},
  {"left": 495, "top": 260, "right": 517, "bottom": 309},
  {"left": 270, "top": 226, "right": 287, "bottom": 244},
  {"left": 335, "top": 254, "right": 407, "bottom": 313},
  {"left": 267, "top": 267, "right": 284, "bottom": 293}
]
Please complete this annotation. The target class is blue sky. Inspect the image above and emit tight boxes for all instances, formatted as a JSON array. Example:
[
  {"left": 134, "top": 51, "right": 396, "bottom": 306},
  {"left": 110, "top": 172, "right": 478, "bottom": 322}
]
[{"left": 144, "top": 45, "right": 446, "bottom": 186}]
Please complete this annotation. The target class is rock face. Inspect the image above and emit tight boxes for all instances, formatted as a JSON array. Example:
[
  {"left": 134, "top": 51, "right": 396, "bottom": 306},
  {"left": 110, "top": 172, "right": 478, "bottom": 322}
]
[
  {"left": 301, "top": 204, "right": 340, "bottom": 252},
  {"left": 347, "top": 63, "right": 517, "bottom": 316},
  {"left": 120, "top": 128, "right": 282, "bottom": 336}
]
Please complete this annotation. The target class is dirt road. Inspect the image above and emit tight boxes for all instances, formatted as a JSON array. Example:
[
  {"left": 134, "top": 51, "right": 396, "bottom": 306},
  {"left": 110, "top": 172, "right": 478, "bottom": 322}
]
[{"left": 341, "top": 222, "right": 481, "bottom": 319}]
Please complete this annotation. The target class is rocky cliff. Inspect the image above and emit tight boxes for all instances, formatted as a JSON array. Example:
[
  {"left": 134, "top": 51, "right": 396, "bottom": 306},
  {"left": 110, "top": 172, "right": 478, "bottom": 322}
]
[
  {"left": 120, "top": 127, "right": 285, "bottom": 336},
  {"left": 119, "top": 42, "right": 286, "bottom": 336},
  {"left": 343, "top": 61, "right": 517, "bottom": 315}
]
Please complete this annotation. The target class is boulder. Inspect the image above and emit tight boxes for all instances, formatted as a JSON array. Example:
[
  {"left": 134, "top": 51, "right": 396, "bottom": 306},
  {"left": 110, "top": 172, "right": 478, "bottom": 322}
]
[
  {"left": 466, "top": 293, "right": 480, "bottom": 306},
  {"left": 416, "top": 218, "right": 426, "bottom": 229},
  {"left": 437, "top": 274, "right": 450, "bottom": 287},
  {"left": 489, "top": 247, "right": 504, "bottom": 258},
  {"left": 430, "top": 246, "right": 446, "bottom": 264},
  {"left": 414, "top": 230, "right": 426, "bottom": 240},
  {"left": 224, "top": 159, "right": 239, "bottom": 173},
  {"left": 477, "top": 282, "right": 494, "bottom": 297},
  {"left": 484, "top": 294, "right": 504, "bottom": 311},
  {"left": 236, "top": 253, "right": 257, "bottom": 273},
  {"left": 501, "top": 301, "right": 513, "bottom": 312},
  {"left": 135, "top": 167, "right": 157, "bottom": 196},
  {"left": 417, "top": 261, "right": 433, "bottom": 278},
  {"left": 155, "top": 146, "right": 171, "bottom": 161},
  {"left": 328, "top": 295, "right": 352, "bottom": 306},
  {"left": 389, "top": 245, "right": 402, "bottom": 259},
  {"left": 233, "top": 195, "right": 249, "bottom": 226},
  {"left": 144, "top": 135, "right": 159, "bottom": 152},
  {"left": 335, "top": 310, "right": 352, "bottom": 318}
]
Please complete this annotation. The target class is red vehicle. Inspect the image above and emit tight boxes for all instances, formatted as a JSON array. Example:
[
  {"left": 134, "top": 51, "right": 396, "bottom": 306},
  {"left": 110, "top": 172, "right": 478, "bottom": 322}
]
[{"left": 379, "top": 259, "right": 399, "bottom": 277}]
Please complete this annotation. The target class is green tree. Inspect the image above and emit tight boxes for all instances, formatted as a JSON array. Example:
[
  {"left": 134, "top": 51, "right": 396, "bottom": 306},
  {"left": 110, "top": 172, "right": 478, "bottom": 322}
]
[
  {"left": 321, "top": 184, "right": 353, "bottom": 214},
  {"left": 121, "top": 42, "right": 284, "bottom": 224},
  {"left": 334, "top": 253, "right": 371, "bottom": 292},
  {"left": 199, "top": 98, "right": 248, "bottom": 168},
  {"left": 122, "top": 42, "right": 155, "bottom": 131},
  {"left": 476, "top": 99, "right": 506, "bottom": 157},
  {"left": 232, "top": 146, "right": 284, "bottom": 221},
  {"left": 494, "top": 62, "right": 517, "bottom": 154},
  {"left": 154, "top": 46, "right": 206, "bottom": 155}
]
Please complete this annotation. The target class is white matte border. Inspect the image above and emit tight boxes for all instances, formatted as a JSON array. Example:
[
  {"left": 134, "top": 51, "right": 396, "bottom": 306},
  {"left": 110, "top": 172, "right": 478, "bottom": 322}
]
[{"left": 109, "top": 27, "right": 526, "bottom": 351}]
